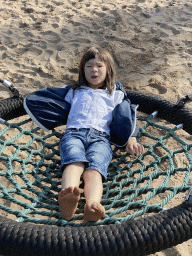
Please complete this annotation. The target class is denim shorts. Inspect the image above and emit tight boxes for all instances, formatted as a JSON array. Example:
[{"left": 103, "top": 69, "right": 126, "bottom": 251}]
[{"left": 60, "top": 128, "right": 113, "bottom": 181}]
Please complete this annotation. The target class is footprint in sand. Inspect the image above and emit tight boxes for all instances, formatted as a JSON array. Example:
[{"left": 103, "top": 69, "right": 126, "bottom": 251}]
[
  {"left": 147, "top": 78, "right": 167, "bottom": 94},
  {"left": 41, "top": 31, "right": 61, "bottom": 44},
  {"left": 156, "top": 22, "right": 180, "bottom": 36}
]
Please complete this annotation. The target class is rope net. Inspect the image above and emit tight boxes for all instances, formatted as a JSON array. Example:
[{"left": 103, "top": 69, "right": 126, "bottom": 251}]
[{"left": 0, "top": 112, "right": 191, "bottom": 227}]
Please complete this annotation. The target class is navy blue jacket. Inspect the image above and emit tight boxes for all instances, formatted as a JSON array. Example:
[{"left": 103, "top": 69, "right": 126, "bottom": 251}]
[{"left": 23, "top": 81, "right": 139, "bottom": 147}]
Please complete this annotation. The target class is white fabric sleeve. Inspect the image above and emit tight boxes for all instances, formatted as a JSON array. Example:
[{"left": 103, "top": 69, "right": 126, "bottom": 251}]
[
  {"left": 114, "top": 91, "right": 124, "bottom": 107},
  {"left": 61, "top": 85, "right": 73, "bottom": 104}
]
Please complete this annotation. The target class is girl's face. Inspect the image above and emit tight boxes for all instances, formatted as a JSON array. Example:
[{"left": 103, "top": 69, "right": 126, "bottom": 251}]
[{"left": 84, "top": 57, "right": 107, "bottom": 89}]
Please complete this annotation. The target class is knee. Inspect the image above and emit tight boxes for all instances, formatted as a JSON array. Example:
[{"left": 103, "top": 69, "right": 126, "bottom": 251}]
[
  {"left": 83, "top": 169, "right": 102, "bottom": 181},
  {"left": 66, "top": 162, "right": 84, "bottom": 169}
]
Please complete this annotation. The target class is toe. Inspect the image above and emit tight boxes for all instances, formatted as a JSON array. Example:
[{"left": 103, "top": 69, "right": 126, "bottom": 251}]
[
  {"left": 74, "top": 186, "right": 81, "bottom": 196},
  {"left": 68, "top": 186, "right": 73, "bottom": 193}
]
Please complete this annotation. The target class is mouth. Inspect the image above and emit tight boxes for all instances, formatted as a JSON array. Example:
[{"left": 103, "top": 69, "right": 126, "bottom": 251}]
[{"left": 91, "top": 75, "right": 98, "bottom": 79}]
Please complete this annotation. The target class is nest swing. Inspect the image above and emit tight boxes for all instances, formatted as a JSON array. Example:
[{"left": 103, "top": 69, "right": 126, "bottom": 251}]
[{"left": 0, "top": 79, "right": 192, "bottom": 256}]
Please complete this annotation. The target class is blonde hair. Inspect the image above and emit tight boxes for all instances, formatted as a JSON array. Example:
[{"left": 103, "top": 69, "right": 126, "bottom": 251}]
[{"left": 73, "top": 47, "right": 116, "bottom": 95}]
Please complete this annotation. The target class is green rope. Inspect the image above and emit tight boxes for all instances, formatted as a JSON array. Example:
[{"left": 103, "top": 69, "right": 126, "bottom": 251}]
[{"left": 0, "top": 113, "right": 191, "bottom": 227}]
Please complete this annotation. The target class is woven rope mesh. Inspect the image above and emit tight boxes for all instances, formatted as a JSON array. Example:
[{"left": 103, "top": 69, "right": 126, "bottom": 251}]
[{"left": 0, "top": 112, "right": 191, "bottom": 227}]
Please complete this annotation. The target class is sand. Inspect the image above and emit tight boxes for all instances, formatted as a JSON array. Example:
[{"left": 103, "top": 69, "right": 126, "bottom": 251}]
[{"left": 0, "top": 0, "right": 192, "bottom": 255}]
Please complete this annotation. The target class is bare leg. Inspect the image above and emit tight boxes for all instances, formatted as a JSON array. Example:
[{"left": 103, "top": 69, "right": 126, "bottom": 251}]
[
  {"left": 61, "top": 162, "right": 84, "bottom": 189},
  {"left": 83, "top": 169, "right": 105, "bottom": 222},
  {"left": 59, "top": 162, "right": 84, "bottom": 220}
]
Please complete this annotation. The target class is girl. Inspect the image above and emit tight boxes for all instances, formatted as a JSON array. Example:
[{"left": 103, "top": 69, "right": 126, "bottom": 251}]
[
  {"left": 58, "top": 47, "right": 144, "bottom": 222},
  {"left": 24, "top": 46, "right": 144, "bottom": 222}
]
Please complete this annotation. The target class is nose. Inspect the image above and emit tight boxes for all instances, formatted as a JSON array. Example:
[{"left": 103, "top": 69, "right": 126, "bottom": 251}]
[{"left": 92, "top": 65, "right": 98, "bottom": 72}]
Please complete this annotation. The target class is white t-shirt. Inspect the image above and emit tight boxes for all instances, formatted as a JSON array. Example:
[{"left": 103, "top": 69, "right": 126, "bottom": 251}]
[{"left": 63, "top": 85, "right": 124, "bottom": 135}]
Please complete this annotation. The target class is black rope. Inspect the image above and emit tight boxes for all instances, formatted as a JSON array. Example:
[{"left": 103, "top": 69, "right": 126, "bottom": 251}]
[
  {"left": 0, "top": 203, "right": 191, "bottom": 256},
  {"left": 0, "top": 96, "right": 26, "bottom": 120},
  {"left": 126, "top": 89, "right": 192, "bottom": 135}
]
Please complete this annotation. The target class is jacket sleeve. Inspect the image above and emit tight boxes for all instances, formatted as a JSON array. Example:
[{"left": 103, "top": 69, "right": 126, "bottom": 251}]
[
  {"left": 132, "top": 125, "right": 140, "bottom": 137},
  {"left": 23, "top": 86, "right": 72, "bottom": 130},
  {"left": 109, "top": 97, "right": 139, "bottom": 147},
  {"left": 110, "top": 81, "right": 140, "bottom": 147},
  {"left": 117, "top": 81, "right": 139, "bottom": 137},
  {"left": 130, "top": 103, "right": 140, "bottom": 137}
]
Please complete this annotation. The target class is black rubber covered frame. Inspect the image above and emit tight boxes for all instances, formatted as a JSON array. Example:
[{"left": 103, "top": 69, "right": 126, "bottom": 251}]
[{"left": 0, "top": 90, "right": 192, "bottom": 256}]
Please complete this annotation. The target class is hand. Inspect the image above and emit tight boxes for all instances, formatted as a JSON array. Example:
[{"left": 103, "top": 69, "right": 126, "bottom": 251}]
[{"left": 126, "top": 137, "right": 144, "bottom": 156}]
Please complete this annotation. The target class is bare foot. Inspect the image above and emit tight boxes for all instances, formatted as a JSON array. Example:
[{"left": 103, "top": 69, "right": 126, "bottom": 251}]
[
  {"left": 58, "top": 186, "right": 81, "bottom": 220},
  {"left": 84, "top": 202, "right": 105, "bottom": 222}
]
